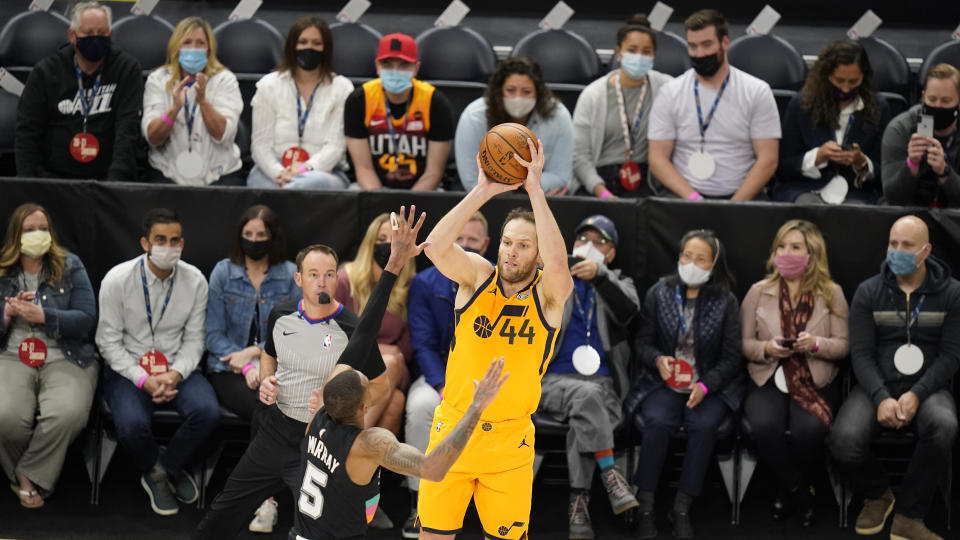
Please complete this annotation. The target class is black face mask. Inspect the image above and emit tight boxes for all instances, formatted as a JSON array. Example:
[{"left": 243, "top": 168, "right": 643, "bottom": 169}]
[
  {"left": 241, "top": 238, "right": 272, "bottom": 261},
  {"left": 924, "top": 103, "right": 959, "bottom": 131},
  {"left": 75, "top": 35, "right": 111, "bottom": 63},
  {"left": 317, "top": 292, "right": 331, "bottom": 304},
  {"left": 372, "top": 242, "right": 391, "bottom": 269},
  {"left": 833, "top": 85, "right": 859, "bottom": 102},
  {"left": 689, "top": 50, "right": 723, "bottom": 77},
  {"left": 296, "top": 48, "right": 323, "bottom": 70}
]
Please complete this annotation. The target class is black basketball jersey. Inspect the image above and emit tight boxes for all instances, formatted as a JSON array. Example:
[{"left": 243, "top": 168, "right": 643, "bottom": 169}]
[{"left": 294, "top": 409, "right": 381, "bottom": 540}]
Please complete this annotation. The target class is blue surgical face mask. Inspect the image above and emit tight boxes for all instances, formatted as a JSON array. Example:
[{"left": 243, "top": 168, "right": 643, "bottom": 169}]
[
  {"left": 380, "top": 69, "right": 414, "bottom": 94},
  {"left": 886, "top": 244, "right": 927, "bottom": 276},
  {"left": 620, "top": 52, "right": 654, "bottom": 80},
  {"left": 179, "top": 48, "right": 208, "bottom": 75}
]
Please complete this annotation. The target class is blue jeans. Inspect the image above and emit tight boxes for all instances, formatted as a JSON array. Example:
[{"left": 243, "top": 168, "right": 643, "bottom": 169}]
[
  {"left": 829, "top": 385, "right": 957, "bottom": 518},
  {"left": 246, "top": 164, "right": 348, "bottom": 189},
  {"left": 634, "top": 386, "right": 730, "bottom": 496},
  {"left": 103, "top": 368, "right": 220, "bottom": 477}
]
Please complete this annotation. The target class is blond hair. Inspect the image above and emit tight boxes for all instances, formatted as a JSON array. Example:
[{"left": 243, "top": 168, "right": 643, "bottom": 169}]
[
  {"left": 163, "top": 17, "right": 226, "bottom": 92},
  {"left": 0, "top": 203, "right": 69, "bottom": 286},
  {"left": 343, "top": 213, "right": 415, "bottom": 321},
  {"left": 761, "top": 219, "right": 838, "bottom": 312},
  {"left": 924, "top": 63, "right": 960, "bottom": 94}
]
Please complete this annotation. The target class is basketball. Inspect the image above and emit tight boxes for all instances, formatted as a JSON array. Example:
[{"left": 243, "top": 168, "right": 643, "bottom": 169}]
[{"left": 478, "top": 122, "right": 540, "bottom": 185}]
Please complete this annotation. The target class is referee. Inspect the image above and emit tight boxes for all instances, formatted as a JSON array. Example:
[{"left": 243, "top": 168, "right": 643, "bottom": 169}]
[{"left": 194, "top": 206, "right": 426, "bottom": 539}]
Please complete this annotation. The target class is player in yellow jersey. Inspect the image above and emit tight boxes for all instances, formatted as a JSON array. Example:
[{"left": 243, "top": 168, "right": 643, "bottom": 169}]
[{"left": 419, "top": 140, "right": 574, "bottom": 539}]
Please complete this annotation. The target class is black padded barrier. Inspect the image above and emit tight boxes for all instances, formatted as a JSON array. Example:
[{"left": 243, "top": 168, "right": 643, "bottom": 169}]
[{"left": 3, "top": 177, "right": 960, "bottom": 303}]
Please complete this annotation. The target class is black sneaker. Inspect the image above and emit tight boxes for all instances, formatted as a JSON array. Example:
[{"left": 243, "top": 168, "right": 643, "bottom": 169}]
[
  {"left": 140, "top": 467, "right": 178, "bottom": 516},
  {"left": 401, "top": 507, "right": 419, "bottom": 538},
  {"left": 637, "top": 511, "right": 657, "bottom": 539},
  {"left": 668, "top": 509, "right": 694, "bottom": 539},
  {"left": 173, "top": 472, "right": 198, "bottom": 504}
]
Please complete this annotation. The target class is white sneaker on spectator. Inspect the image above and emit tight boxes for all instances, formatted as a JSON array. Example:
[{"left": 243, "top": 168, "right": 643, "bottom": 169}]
[{"left": 249, "top": 498, "right": 278, "bottom": 533}]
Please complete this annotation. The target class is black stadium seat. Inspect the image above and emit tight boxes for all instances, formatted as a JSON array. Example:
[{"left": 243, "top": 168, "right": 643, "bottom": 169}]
[
  {"left": 0, "top": 88, "right": 17, "bottom": 176},
  {"left": 329, "top": 22, "right": 381, "bottom": 80},
  {"left": 512, "top": 29, "right": 600, "bottom": 85},
  {"left": 856, "top": 36, "right": 911, "bottom": 99},
  {"left": 727, "top": 33, "right": 807, "bottom": 91},
  {"left": 920, "top": 40, "right": 960, "bottom": 85},
  {"left": 213, "top": 18, "right": 283, "bottom": 74},
  {"left": 0, "top": 10, "right": 69, "bottom": 76},
  {"left": 111, "top": 14, "right": 175, "bottom": 72},
  {"left": 416, "top": 26, "right": 497, "bottom": 83}
]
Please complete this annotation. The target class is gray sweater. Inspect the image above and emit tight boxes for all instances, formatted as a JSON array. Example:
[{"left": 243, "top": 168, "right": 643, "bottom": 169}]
[
  {"left": 881, "top": 104, "right": 960, "bottom": 207},
  {"left": 572, "top": 69, "right": 674, "bottom": 194}
]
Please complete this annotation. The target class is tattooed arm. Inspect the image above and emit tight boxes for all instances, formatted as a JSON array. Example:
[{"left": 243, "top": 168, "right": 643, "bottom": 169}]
[{"left": 355, "top": 358, "right": 507, "bottom": 481}]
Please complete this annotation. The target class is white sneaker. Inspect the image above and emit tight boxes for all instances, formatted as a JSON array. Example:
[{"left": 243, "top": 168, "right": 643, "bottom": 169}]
[{"left": 249, "top": 499, "right": 279, "bottom": 533}]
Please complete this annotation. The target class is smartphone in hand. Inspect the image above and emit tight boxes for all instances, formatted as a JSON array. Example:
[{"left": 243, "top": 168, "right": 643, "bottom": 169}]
[
  {"left": 567, "top": 255, "right": 581, "bottom": 268},
  {"left": 918, "top": 114, "right": 935, "bottom": 138},
  {"left": 779, "top": 338, "right": 797, "bottom": 349}
]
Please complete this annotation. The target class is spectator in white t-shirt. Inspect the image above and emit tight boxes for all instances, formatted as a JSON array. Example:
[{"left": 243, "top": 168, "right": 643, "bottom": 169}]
[
  {"left": 648, "top": 9, "right": 780, "bottom": 200},
  {"left": 142, "top": 17, "right": 243, "bottom": 186},
  {"left": 247, "top": 16, "right": 353, "bottom": 190}
]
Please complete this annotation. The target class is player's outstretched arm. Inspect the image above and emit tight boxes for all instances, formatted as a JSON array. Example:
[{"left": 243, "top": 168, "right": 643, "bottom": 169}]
[
  {"left": 356, "top": 358, "right": 508, "bottom": 481},
  {"left": 514, "top": 139, "right": 574, "bottom": 311}
]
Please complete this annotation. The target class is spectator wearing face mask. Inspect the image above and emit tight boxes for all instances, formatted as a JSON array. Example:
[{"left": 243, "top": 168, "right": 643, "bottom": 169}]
[
  {"left": 647, "top": 9, "right": 780, "bottom": 200},
  {"left": 775, "top": 41, "right": 891, "bottom": 205},
  {"left": 0, "top": 204, "right": 98, "bottom": 509},
  {"left": 96, "top": 208, "right": 218, "bottom": 516},
  {"left": 247, "top": 16, "right": 353, "bottom": 189},
  {"left": 572, "top": 14, "right": 673, "bottom": 198},
  {"left": 344, "top": 33, "right": 455, "bottom": 191},
  {"left": 335, "top": 213, "right": 415, "bottom": 437},
  {"left": 455, "top": 57, "right": 573, "bottom": 193},
  {"left": 142, "top": 17, "right": 243, "bottom": 186},
  {"left": 882, "top": 63, "right": 960, "bottom": 207},
  {"left": 15, "top": 1, "right": 142, "bottom": 181}
]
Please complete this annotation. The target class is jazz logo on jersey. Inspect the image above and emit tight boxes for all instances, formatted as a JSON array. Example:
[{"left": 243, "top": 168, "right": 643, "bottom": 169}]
[
  {"left": 322, "top": 334, "right": 333, "bottom": 350},
  {"left": 498, "top": 522, "right": 526, "bottom": 536},
  {"left": 472, "top": 304, "right": 536, "bottom": 344}
]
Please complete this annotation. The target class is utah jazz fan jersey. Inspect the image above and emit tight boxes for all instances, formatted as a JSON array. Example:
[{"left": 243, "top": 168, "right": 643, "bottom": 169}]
[
  {"left": 362, "top": 78, "right": 435, "bottom": 188},
  {"left": 295, "top": 409, "right": 381, "bottom": 540},
  {"left": 445, "top": 267, "right": 559, "bottom": 422}
]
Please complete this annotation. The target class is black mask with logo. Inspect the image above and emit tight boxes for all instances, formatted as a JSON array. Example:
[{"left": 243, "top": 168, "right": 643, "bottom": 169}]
[{"left": 924, "top": 103, "right": 959, "bottom": 131}]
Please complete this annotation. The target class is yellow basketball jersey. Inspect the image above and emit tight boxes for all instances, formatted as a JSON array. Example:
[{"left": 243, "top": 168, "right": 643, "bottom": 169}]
[{"left": 443, "top": 267, "right": 559, "bottom": 422}]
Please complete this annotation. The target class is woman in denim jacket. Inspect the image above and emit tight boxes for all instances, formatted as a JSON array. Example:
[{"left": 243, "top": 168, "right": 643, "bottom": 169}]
[
  {"left": 0, "top": 203, "right": 98, "bottom": 509},
  {"left": 204, "top": 204, "right": 298, "bottom": 532}
]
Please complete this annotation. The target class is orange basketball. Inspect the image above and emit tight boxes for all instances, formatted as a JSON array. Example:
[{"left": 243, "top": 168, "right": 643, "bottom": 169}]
[{"left": 478, "top": 122, "right": 540, "bottom": 185}]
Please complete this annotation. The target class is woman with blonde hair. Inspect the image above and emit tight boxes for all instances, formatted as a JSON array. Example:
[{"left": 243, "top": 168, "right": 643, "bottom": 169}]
[
  {"left": 0, "top": 203, "right": 98, "bottom": 508},
  {"left": 336, "top": 213, "right": 414, "bottom": 435},
  {"left": 142, "top": 16, "right": 244, "bottom": 185},
  {"left": 741, "top": 219, "right": 849, "bottom": 528}
]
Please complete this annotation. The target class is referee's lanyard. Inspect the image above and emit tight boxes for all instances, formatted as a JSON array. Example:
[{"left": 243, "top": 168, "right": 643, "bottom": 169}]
[
  {"left": 140, "top": 258, "right": 175, "bottom": 352},
  {"left": 74, "top": 66, "right": 103, "bottom": 135},
  {"left": 383, "top": 93, "right": 412, "bottom": 156}
]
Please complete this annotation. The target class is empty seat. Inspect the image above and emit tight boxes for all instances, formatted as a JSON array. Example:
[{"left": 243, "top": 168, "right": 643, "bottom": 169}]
[
  {"left": 512, "top": 29, "right": 600, "bottom": 85},
  {"left": 856, "top": 36, "right": 910, "bottom": 98},
  {"left": 0, "top": 10, "right": 69, "bottom": 69},
  {"left": 879, "top": 91, "right": 909, "bottom": 119},
  {"left": 329, "top": 22, "right": 381, "bottom": 79},
  {"left": 727, "top": 34, "right": 806, "bottom": 90},
  {"left": 920, "top": 40, "right": 960, "bottom": 85},
  {"left": 213, "top": 18, "right": 283, "bottom": 74},
  {"left": 111, "top": 15, "right": 175, "bottom": 71},
  {"left": 416, "top": 26, "right": 497, "bottom": 83}
]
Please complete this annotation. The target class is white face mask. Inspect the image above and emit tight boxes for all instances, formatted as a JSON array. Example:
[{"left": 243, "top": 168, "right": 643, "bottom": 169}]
[
  {"left": 572, "top": 242, "right": 605, "bottom": 266},
  {"left": 503, "top": 97, "right": 536, "bottom": 119},
  {"left": 149, "top": 245, "right": 182, "bottom": 271},
  {"left": 21, "top": 230, "right": 52, "bottom": 257},
  {"left": 677, "top": 261, "right": 712, "bottom": 287}
]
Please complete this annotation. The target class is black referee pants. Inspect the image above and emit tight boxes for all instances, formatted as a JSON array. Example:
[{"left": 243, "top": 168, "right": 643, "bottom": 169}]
[{"left": 193, "top": 404, "right": 307, "bottom": 540}]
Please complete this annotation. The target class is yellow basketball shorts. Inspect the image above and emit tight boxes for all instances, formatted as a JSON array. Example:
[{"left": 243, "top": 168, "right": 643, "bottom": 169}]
[{"left": 417, "top": 402, "right": 536, "bottom": 539}]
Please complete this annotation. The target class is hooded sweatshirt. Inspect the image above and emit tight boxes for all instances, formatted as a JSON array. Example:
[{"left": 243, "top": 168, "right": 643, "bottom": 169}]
[
  {"left": 15, "top": 43, "right": 142, "bottom": 181},
  {"left": 849, "top": 254, "right": 960, "bottom": 406}
]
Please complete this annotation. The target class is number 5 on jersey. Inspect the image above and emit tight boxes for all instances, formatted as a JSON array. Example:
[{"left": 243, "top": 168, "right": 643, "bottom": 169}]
[{"left": 299, "top": 462, "right": 329, "bottom": 519}]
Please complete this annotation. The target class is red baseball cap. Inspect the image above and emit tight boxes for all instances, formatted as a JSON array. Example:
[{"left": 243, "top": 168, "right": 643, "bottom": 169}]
[{"left": 376, "top": 33, "right": 418, "bottom": 63}]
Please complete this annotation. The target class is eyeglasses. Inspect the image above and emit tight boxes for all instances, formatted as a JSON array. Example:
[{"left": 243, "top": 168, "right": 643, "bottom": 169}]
[{"left": 577, "top": 234, "right": 609, "bottom": 247}]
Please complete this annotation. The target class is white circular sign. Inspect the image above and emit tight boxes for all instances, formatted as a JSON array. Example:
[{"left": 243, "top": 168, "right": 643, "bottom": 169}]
[
  {"left": 572, "top": 345, "right": 601, "bottom": 376},
  {"left": 175, "top": 150, "right": 204, "bottom": 179},
  {"left": 894, "top": 344, "right": 924, "bottom": 376},
  {"left": 774, "top": 365, "right": 788, "bottom": 393},
  {"left": 820, "top": 175, "right": 849, "bottom": 205},
  {"left": 688, "top": 150, "right": 716, "bottom": 181}
]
